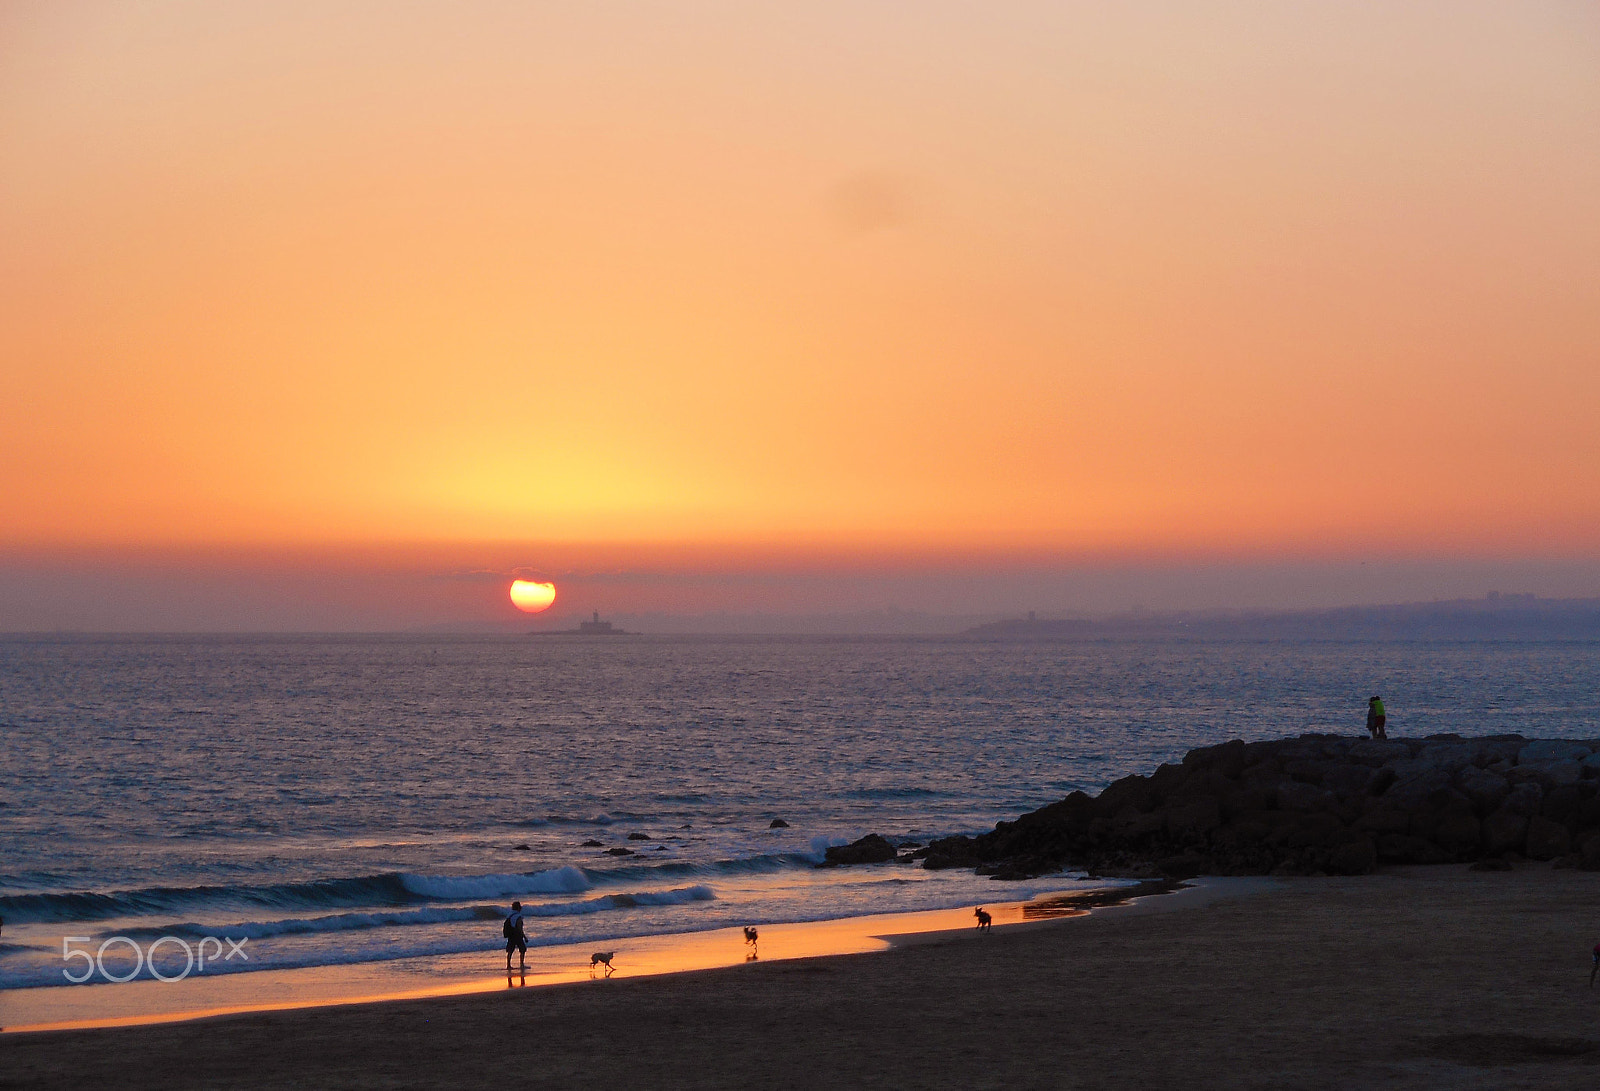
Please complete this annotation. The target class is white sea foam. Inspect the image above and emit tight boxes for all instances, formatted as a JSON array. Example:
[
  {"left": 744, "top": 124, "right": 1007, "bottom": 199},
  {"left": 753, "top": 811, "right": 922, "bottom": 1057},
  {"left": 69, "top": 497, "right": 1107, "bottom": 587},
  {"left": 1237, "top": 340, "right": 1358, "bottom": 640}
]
[
  {"left": 523, "top": 885, "right": 715, "bottom": 917},
  {"left": 114, "top": 887, "right": 718, "bottom": 943},
  {"left": 807, "top": 834, "right": 849, "bottom": 863}
]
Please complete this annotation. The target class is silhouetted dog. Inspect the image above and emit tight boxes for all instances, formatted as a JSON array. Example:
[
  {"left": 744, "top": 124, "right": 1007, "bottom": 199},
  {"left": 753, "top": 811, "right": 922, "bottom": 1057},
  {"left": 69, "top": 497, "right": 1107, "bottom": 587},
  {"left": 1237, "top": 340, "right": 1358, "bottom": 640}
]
[
  {"left": 974, "top": 907, "right": 991, "bottom": 932},
  {"left": 743, "top": 926, "right": 759, "bottom": 955},
  {"left": 589, "top": 951, "right": 616, "bottom": 978}
]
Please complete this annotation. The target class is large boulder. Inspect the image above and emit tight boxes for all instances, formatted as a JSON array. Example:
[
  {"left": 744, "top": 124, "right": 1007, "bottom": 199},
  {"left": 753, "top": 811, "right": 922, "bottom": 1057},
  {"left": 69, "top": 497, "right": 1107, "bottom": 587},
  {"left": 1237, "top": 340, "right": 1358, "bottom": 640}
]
[
  {"left": 1096, "top": 773, "right": 1155, "bottom": 816},
  {"left": 1376, "top": 834, "right": 1448, "bottom": 865},
  {"left": 1348, "top": 739, "right": 1411, "bottom": 766},
  {"left": 1273, "top": 736, "right": 1332, "bottom": 763},
  {"left": 1181, "top": 739, "right": 1248, "bottom": 779},
  {"left": 823, "top": 834, "right": 898, "bottom": 866},
  {"left": 1278, "top": 812, "right": 1345, "bottom": 849},
  {"left": 1156, "top": 853, "right": 1211, "bottom": 879},
  {"left": 1284, "top": 759, "right": 1334, "bottom": 785},
  {"left": 1218, "top": 810, "right": 1295, "bottom": 845},
  {"left": 1239, "top": 758, "right": 1284, "bottom": 789},
  {"left": 1169, "top": 769, "right": 1235, "bottom": 806},
  {"left": 1145, "top": 762, "right": 1188, "bottom": 804},
  {"left": 1500, "top": 782, "right": 1544, "bottom": 816},
  {"left": 1482, "top": 808, "right": 1530, "bottom": 856},
  {"left": 1456, "top": 766, "right": 1510, "bottom": 813},
  {"left": 1164, "top": 796, "right": 1222, "bottom": 836},
  {"left": 1322, "top": 763, "right": 1376, "bottom": 800},
  {"left": 1391, "top": 744, "right": 1476, "bottom": 778},
  {"left": 1575, "top": 796, "right": 1600, "bottom": 833},
  {"left": 1540, "top": 784, "right": 1584, "bottom": 824},
  {"left": 1431, "top": 810, "right": 1482, "bottom": 856},
  {"left": 1524, "top": 817, "right": 1571, "bottom": 861},
  {"left": 1021, "top": 790, "right": 1097, "bottom": 832},
  {"left": 1355, "top": 803, "right": 1413, "bottom": 835},
  {"left": 1217, "top": 784, "right": 1272, "bottom": 820},
  {"left": 1509, "top": 761, "right": 1583, "bottom": 789},
  {"left": 1113, "top": 806, "right": 1167, "bottom": 839},
  {"left": 1473, "top": 736, "right": 1529, "bottom": 765},
  {"left": 1519, "top": 740, "right": 1592, "bottom": 764},
  {"left": 1380, "top": 769, "right": 1454, "bottom": 812},
  {"left": 920, "top": 835, "right": 980, "bottom": 870},
  {"left": 1327, "top": 837, "right": 1378, "bottom": 875},
  {"left": 1579, "top": 833, "right": 1600, "bottom": 872},
  {"left": 1276, "top": 781, "right": 1337, "bottom": 813},
  {"left": 1365, "top": 766, "right": 1399, "bottom": 798}
]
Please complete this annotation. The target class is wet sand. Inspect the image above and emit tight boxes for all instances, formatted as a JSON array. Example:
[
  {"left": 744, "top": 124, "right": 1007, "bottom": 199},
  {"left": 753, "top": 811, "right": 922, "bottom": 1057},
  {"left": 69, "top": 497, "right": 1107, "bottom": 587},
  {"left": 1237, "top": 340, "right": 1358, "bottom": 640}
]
[
  {"left": 4, "top": 866, "right": 1600, "bottom": 1089},
  {"left": 0, "top": 882, "right": 1165, "bottom": 1033}
]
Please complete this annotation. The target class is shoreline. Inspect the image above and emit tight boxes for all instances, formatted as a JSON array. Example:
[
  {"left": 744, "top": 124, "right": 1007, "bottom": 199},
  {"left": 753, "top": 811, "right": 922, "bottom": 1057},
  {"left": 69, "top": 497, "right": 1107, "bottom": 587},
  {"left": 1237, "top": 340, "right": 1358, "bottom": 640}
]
[
  {"left": 3, "top": 865, "right": 1599, "bottom": 1089},
  {"left": 0, "top": 878, "right": 1205, "bottom": 1035}
]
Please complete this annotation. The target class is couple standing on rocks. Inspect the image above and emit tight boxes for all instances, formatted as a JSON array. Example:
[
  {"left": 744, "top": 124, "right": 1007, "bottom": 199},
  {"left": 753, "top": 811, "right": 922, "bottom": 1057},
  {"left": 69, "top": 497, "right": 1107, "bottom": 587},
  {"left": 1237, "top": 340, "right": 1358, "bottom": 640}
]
[{"left": 1366, "top": 696, "right": 1388, "bottom": 740}]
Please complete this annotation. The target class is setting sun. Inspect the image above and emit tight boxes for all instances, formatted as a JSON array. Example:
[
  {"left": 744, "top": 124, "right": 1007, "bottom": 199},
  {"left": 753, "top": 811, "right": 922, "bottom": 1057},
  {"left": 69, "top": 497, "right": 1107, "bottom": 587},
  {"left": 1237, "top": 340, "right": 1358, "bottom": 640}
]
[{"left": 509, "top": 580, "right": 557, "bottom": 614}]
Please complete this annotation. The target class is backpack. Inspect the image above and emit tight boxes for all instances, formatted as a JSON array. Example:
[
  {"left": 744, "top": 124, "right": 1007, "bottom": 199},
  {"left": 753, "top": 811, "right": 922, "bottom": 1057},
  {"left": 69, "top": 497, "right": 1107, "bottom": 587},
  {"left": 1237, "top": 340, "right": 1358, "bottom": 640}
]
[{"left": 503, "top": 915, "right": 518, "bottom": 939}]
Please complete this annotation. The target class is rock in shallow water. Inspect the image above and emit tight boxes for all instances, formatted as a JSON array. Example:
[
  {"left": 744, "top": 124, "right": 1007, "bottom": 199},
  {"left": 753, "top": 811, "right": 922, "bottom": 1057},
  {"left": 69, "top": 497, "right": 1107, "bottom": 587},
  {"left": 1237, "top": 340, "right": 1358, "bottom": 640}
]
[{"left": 821, "top": 834, "right": 898, "bottom": 867}]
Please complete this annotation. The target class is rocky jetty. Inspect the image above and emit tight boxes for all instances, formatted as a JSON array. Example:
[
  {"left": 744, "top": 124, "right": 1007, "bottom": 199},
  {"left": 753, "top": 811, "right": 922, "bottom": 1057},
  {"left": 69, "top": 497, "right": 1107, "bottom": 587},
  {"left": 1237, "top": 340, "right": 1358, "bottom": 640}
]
[{"left": 916, "top": 734, "right": 1600, "bottom": 880}]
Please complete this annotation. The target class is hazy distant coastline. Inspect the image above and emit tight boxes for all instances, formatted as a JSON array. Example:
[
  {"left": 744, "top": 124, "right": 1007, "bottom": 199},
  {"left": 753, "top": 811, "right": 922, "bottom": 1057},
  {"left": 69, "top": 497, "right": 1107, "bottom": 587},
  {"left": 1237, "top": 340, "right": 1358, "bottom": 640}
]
[{"left": 966, "top": 594, "right": 1600, "bottom": 641}]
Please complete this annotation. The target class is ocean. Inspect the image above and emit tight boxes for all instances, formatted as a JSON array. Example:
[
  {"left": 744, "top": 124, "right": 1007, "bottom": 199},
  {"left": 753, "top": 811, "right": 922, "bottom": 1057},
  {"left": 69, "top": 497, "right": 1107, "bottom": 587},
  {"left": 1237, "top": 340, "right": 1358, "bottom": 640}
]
[{"left": 2, "top": 633, "right": 1597, "bottom": 998}]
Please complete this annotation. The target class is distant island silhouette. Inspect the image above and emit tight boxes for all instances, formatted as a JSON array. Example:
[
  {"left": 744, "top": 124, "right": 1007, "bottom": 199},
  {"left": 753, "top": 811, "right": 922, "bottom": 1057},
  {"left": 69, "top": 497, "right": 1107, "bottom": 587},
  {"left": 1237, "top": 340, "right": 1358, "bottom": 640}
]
[
  {"left": 532, "top": 611, "right": 634, "bottom": 636},
  {"left": 965, "top": 594, "right": 1600, "bottom": 641}
]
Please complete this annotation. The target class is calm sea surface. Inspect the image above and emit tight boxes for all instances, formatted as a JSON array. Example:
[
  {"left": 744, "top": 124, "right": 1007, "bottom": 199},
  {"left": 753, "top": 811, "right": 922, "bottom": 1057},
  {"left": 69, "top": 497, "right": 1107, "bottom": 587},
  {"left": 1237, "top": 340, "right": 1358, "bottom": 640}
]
[{"left": 2, "top": 634, "right": 1597, "bottom": 992}]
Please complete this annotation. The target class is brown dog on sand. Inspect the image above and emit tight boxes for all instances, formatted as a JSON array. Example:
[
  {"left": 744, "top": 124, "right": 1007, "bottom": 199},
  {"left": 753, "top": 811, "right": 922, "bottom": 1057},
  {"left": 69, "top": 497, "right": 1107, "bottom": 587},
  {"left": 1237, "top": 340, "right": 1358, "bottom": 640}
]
[{"left": 974, "top": 908, "right": 991, "bottom": 932}]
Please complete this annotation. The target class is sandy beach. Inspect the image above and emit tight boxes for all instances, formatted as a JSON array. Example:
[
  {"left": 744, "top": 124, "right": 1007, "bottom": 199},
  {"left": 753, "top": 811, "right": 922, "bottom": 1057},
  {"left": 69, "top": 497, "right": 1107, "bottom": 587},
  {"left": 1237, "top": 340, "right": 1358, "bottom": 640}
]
[{"left": 4, "top": 865, "right": 1599, "bottom": 1089}]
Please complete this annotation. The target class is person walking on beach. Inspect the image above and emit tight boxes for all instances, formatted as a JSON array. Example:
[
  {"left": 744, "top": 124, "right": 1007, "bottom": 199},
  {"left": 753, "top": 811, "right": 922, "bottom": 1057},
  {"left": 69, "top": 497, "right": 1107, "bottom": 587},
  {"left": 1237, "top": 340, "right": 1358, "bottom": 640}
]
[
  {"left": 1366, "top": 696, "right": 1387, "bottom": 739},
  {"left": 504, "top": 901, "right": 527, "bottom": 973}
]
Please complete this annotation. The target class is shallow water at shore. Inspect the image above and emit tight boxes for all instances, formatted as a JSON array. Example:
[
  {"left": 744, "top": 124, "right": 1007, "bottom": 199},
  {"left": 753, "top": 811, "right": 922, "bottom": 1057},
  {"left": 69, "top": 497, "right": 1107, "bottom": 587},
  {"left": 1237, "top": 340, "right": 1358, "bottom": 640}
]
[{"left": 0, "top": 879, "right": 1215, "bottom": 1032}]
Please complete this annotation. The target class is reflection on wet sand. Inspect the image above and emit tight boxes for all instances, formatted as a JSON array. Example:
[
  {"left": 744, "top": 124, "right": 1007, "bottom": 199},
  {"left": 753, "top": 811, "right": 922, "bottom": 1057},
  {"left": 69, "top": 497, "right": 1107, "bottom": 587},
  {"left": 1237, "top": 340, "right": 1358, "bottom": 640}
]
[
  {"left": 1017, "top": 880, "right": 1182, "bottom": 921},
  {"left": 4, "top": 882, "right": 1175, "bottom": 1033}
]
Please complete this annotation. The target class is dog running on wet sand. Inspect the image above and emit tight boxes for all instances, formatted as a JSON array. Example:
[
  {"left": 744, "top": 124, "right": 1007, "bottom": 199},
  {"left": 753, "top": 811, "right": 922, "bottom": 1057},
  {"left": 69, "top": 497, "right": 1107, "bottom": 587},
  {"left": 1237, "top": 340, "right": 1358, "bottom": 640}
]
[
  {"left": 590, "top": 951, "right": 616, "bottom": 978},
  {"left": 974, "top": 907, "right": 991, "bottom": 932},
  {"left": 743, "top": 926, "right": 759, "bottom": 958}
]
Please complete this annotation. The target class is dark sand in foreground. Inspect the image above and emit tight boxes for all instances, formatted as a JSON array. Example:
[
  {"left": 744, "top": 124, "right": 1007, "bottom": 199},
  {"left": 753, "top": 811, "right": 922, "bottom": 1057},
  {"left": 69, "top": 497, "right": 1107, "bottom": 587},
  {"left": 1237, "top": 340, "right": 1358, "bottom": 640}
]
[{"left": 5, "top": 866, "right": 1600, "bottom": 1089}]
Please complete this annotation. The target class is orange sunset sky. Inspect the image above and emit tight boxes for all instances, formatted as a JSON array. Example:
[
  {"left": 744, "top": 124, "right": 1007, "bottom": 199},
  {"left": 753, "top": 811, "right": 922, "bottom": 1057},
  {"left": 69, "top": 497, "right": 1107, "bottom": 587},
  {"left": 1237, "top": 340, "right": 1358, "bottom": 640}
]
[{"left": 2, "top": 2, "right": 1598, "bottom": 629}]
